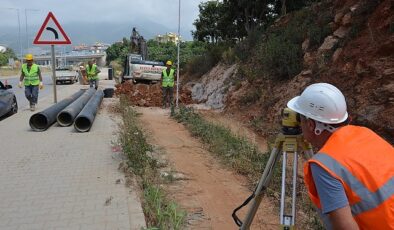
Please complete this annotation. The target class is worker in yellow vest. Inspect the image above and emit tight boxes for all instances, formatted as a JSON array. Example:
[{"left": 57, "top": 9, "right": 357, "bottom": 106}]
[
  {"left": 287, "top": 83, "right": 394, "bottom": 229},
  {"left": 86, "top": 60, "right": 101, "bottom": 89},
  {"left": 18, "top": 54, "right": 43, "bottom": 111},
  {"left": 161, "top": 60, "right": 176, "bottom": 109}
]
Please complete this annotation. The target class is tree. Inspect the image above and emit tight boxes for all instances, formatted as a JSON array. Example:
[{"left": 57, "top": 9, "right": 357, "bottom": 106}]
[
  {"left": 271, "top": 0, "right": 319, "bottom": 16},
  {"left": 105, "top": 38, "right": 129, "bottom": 65},
  {"left": 0, "top": 48, "right": 17, "bottom": 66},
  {"left": 192, "top": 0, "right": 277, "bottom": 42},
  {"left": 223, "top": 0, "right": 275, "bottom": 36},
  {"left": 192, "top": 1, "right": 223, "bottom": 43}
]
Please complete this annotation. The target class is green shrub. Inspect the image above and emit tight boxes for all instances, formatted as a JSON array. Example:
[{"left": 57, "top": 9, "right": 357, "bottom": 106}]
[
  {"left": 185, "top": 54, "right": 215, "bottom": 77},
  {"left": 222, "top": 47, "right": 237, "bottom": 64},
  {"left": 185, "top": 43, "right": 231, "bottom": 77},
  {"left": 239, "top": 87, "right": 261, "bottom": 105},
  {"left": 260, "top": 34, "right": 303, "bottom": 80},
  {"left": 234, "top": 27, "right": 266, "bottom": 62},
  {"left": 308, "top": 24, "right": 332, "bottom": 48}
]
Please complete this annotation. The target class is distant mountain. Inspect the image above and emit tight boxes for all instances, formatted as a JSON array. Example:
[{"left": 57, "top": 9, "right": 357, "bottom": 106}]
[{"left": 0, "top": 19, "right": 194, "bottom": 54}]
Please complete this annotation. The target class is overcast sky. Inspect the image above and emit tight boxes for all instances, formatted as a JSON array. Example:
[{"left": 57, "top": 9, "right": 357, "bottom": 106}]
[{"left": 0, "top": 0, "right": 206, "bottom": 40}]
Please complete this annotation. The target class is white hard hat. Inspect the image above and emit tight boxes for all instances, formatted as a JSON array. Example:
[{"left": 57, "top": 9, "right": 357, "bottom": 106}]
[{"left": 287, "top": 83, "right": 348, "bottom": 124}]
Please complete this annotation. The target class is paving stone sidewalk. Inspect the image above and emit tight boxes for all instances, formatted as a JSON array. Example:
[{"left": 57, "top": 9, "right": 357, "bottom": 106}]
[{"left": 0, "top": 75, "right": 145, "bottom": 230}]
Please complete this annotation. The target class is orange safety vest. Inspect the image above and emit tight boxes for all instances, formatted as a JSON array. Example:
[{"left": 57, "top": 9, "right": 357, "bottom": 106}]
[{"left": 304, "top": 125, "right": 394, "bottom": 229}]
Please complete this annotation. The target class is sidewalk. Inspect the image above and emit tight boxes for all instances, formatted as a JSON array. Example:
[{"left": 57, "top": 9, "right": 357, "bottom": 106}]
[{"left": 0, "top": 73, "right": 146, "bottom": 230}]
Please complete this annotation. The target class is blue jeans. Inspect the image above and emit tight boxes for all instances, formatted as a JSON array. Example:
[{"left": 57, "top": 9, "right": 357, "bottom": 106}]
[
  {"left": 25, "top": 85, "right": 39, "bottom": 105},
  {"left": 89, "top": 79, "right": 99, "bottom": 89}
]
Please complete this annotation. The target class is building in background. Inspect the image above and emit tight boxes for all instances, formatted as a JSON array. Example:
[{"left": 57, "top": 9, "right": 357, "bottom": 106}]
[
  {"left": 155, "top": 32, "right": 181, "bottom": 44},
  {"left": 72, "top": 42, "right": 110, "bottom": 54},
  {"left": 33, "top": 42, "right": 109, "bottom": 67}
]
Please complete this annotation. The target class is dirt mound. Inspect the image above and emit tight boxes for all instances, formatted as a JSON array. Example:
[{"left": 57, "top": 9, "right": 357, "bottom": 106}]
[{"left": 115, "top": 81, "right": 193, "bottom": 107}]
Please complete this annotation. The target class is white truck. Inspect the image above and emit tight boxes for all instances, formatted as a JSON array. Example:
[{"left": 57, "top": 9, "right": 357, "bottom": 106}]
[
  {"left": 55, "top": 66, "right": 78, "bottom": 84},
  {"left": 121, "top": 54, "right": 166, "bottom": 83}
]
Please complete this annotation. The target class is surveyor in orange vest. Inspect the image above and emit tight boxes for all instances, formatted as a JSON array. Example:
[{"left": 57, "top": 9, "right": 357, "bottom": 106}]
[{"left": 287, "top": 83, "right": 394, "bottom": 229}]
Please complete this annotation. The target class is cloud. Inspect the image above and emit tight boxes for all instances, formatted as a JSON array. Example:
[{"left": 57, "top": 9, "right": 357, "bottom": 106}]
[{"left": 0, "top": 0, "right": 204, "bottom": 36}]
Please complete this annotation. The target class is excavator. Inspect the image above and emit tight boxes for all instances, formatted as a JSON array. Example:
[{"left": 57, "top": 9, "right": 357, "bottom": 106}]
[{"left": 121, "top": 27, "right": 166, "bottom": 84}]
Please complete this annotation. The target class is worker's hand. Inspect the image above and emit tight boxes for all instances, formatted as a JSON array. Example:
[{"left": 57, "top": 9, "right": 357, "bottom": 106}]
[
  {"left": 39, "top": 82, "right": 44, "bottom": 90},
  {"left": 18, "top": 81, "right": 23, "bottom": 88}
]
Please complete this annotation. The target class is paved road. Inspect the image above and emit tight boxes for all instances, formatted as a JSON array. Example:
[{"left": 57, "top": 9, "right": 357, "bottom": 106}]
[
  {"left": 1, "top": 74, "right": 69, "bottom": 109},
  {"left": 0, "top": 73, "right": 146, "bottom": 230}
]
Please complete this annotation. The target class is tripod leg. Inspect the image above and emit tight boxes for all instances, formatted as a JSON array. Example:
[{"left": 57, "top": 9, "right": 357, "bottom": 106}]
[
  {"left": 280, "top": 151, "right": 298, "bottom": 228},
  {"left": 280, "top": 151, "right": 287, "bottom": 224},
  {"left": 240, "top": 147, "right": 281, "bottom": 230},
  {"left": 291, "top": 151, "right": 298, "bottom": 225}
]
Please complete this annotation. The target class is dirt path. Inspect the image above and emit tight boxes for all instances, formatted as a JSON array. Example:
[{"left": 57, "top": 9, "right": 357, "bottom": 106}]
[
  {"left": 138, "top": 107, "right": 278, "bottom": 229},
  {"left": 198, "top": 110, "right": 268, "bottom": 153}
]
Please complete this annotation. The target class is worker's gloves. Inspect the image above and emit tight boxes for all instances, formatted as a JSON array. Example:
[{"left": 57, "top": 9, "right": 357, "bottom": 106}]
[
  {"left": 39, "top": 82, "right": 44, "bottom": 90},
  {"left": 18, "top": 81, "right": 23, "bottom": 88}
]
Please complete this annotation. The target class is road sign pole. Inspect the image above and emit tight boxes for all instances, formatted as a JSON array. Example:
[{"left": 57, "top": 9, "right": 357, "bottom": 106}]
[{"left": 51, "top": 44, "right": 57, "bottom": 103}]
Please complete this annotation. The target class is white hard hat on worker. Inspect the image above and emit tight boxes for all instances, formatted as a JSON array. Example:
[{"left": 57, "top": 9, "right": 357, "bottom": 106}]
[{"left": 287, "top": 83, "right": 348, "bottom": 124}]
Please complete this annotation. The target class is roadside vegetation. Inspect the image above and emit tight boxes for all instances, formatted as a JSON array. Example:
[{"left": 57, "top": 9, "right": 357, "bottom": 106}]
[
  {"left": 0, "top": 65, "right": 51, "bottom": 77},
  {"left": 106, "top": 38, "right": 213, "bottom": 79},
  {"left": 0, "top": 48, "right": 17, "bottom": 67},
  {"left": 174, "top": 106, "right": 323, "bottom": 229},
  {"left": 118, "top": 97, "right": 186, "bottom": 229},
  {"left": 190, "top": 0, "right": 333, "bottom": 82}
]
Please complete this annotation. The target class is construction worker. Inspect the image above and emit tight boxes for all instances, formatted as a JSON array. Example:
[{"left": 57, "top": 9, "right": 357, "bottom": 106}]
[
  {"left": 161, "top": 60, "right": 176, "bottom": 109},
  {"left": 18, "top": 54, "right": 43, "bottom": 111},
  {"left": 78, "top": 65, "right": 88, "bottom": 85},
  {"left": 287, "top": 83, "right": 394, "bottom": 229},
  {"left": 86, "top": 60, "right": 100, "bottom": 89}
]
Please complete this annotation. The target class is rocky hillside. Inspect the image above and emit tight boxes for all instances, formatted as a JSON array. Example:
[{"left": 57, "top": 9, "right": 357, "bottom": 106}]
[{"left": 190, "top": 0, "right": 393, "bottom": 143}]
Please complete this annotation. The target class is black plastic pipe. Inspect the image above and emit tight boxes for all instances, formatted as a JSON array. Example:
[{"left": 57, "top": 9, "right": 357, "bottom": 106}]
[
  {"left": 74, "top": 90, "right": 104, "bottom": 132},
  {"left": 57, "top": 88, "right": 96, "bottom": 126},
  {"left": 29, "top": 90, "right": 85, "bottom": 131}
]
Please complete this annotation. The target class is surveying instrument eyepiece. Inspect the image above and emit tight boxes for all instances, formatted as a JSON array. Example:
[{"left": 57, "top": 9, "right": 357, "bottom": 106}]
[{"left": 232, "top": 108, "right": 314, "bottom": 229}]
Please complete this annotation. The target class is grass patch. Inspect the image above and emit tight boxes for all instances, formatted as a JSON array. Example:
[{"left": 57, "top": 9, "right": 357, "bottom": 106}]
[
  {"left": 118, "top": 97, "right": 186, "bottom": 229},
  {"left": 0, "top": 66, "right": 51, "bottom": 77},
  {"left": 174, "top": 106, "right": 276, "bottom": 181},
  {"left": 173, "top": 106, "right": 322, "bottom": 228},
  {"left": 143, "top": 185, "right": 185, "bottom": 230}
]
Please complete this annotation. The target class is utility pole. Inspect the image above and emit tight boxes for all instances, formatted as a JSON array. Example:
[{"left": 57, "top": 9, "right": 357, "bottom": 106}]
[
  {"left": 176, "top": 0, "right": 181, "bottom": 108},
  {"left": 16, "top": 9, "right": 22, "bottom": 63},
  {"left": 1, "top": 8, "right": 23, "bottom": 62},
  {"left": 25, "top": 9, "right": 40, "bottom": 53}
]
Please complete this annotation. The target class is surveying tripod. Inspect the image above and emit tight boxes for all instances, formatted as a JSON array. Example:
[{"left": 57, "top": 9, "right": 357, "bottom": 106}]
[{"left": 232, "top": 112, "right": 314, "bottom": 229}]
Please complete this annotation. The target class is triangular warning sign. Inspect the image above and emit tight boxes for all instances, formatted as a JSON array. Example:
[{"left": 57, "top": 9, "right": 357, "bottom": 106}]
[{"left": 33, "top": 12, "right": 71, "bottom": 45}]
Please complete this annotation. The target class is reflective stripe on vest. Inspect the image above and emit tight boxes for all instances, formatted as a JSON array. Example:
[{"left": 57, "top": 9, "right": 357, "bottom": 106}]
[
  {"left": 313, "top": 153, "right": 394, "bottom": 215},
  {"left": 22, "top": 64, "right": 40, "bottom": 86},
  {"left": 86, "top": 64, "right": 98, "bottom": 80},
  {"left": 162, "top": 68, "right": 175, "bottom": 87},
  {"left": 304, "top": 125, "right": 394, "bottom": 229}
]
